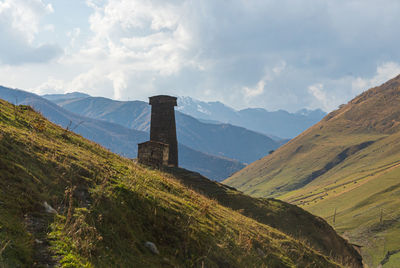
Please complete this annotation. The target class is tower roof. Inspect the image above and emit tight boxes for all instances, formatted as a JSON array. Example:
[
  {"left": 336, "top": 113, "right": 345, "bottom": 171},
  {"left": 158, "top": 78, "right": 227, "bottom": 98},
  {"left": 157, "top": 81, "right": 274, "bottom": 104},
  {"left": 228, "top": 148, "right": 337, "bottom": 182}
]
[{"left": 149, "top": 95, "right": 177, "bottom": 106}]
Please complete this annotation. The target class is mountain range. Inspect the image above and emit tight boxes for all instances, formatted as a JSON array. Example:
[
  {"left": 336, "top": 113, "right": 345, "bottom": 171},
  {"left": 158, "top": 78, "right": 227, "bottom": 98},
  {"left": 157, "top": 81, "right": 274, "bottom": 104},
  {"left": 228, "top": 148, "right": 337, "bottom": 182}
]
[
  {"left": 0, "top": 97, "right": 362, "bottom": 267},
  {"left": 0, "top": 86, "right": 244, "bottom": 180},
  {"left": 225, "top": 75, "right": 400, "bottom": 267},
  {"left": 177, "top": 96, "right": 326, "bottom": 139},
  {"left": 46, "top": 95, "right": 281, "bottom": 164}
]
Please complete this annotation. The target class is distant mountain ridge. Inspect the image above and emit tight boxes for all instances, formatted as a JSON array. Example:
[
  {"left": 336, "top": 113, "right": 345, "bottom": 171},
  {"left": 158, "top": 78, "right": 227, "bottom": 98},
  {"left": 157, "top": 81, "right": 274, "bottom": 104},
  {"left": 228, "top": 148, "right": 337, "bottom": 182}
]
[
  {"left": 42, "top": 92, "right": 91, "bottom": 101},
  {"left": 48, "top": 95, "right": 280, "bottom": 164},
  {"left": 0, "top": 86, "right": 244, "bottom": 180},
  {"left": 177, "top": 96, "right": 326, "bottom": 139}
]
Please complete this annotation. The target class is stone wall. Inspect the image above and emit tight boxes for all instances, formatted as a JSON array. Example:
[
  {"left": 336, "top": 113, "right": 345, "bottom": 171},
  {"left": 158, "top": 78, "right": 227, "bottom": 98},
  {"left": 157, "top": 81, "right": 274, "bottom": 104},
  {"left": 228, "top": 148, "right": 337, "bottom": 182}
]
[{"left": 137, "top": 141, "right": 169, "bottom": 167}]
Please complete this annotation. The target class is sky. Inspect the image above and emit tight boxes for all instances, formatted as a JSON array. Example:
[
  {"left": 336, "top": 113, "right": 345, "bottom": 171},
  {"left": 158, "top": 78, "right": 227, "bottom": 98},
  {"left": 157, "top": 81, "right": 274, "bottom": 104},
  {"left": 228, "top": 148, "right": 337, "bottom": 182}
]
[{"left": 1, "top": 0, "right": 400, "bottom": 112}]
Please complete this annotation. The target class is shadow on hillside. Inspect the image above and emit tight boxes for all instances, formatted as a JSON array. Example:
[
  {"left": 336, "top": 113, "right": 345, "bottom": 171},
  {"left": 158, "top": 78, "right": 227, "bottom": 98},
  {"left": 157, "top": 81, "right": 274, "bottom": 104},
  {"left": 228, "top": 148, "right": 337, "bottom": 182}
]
[{"left": 163, "top": 166, "right": 364, "bottom": 268}]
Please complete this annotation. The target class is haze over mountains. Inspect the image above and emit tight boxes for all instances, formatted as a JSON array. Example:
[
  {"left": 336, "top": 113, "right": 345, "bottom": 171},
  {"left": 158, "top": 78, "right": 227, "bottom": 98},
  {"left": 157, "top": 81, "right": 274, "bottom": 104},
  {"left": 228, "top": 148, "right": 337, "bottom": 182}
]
[{"left": 225, "top": 75, "right": 400, "bottom": 267}]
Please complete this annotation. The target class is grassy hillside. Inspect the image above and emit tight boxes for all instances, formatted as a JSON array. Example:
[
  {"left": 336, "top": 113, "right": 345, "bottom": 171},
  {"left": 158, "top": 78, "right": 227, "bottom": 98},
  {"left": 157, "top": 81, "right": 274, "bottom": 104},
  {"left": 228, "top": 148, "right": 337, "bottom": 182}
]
[
  {"left": 0, "top": 98, "right": 344, "bottom": 267},
  {"left": 167, "top": 168, "right": 362, "bottom": 267},
  {"left": 0, "top": 86, "right": 244, "bottom": 181},
  {"left": 224, "top": 75, "right": 400, "bottom": 267}
]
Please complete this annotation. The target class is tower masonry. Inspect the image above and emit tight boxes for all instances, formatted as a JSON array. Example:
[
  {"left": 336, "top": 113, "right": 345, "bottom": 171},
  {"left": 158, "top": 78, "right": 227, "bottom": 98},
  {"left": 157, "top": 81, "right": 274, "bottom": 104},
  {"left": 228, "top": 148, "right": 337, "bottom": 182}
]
[{"left": 137, "top": 95, "right": 178, "bottom": 167}]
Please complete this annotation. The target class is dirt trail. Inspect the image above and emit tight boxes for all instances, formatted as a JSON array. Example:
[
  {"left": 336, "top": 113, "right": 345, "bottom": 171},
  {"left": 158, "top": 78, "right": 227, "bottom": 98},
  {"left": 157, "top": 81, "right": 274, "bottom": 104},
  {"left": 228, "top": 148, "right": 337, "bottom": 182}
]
[{"left": 25, "top": 211, "right": 58, "bottom": 267}]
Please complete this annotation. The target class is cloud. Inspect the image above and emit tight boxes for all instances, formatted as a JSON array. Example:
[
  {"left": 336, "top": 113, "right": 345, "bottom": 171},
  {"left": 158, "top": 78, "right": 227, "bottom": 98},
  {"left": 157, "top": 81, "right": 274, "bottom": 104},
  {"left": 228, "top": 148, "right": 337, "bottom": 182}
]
[
  {"left": 0, "top": 0, "right": 62, "bottom": 65},
  {"left": 32, "top": 77, "right": 66, "bottom": 94},
  {"left": 307, "top": 62, "right": 400, "bottom": 111},
  {"left": 83, "top": 0, "right": 193, "bottom": 73},
  {"left": 243, "top": 80, "right": 266, "bottom": 98},
  {"left": 307, "top": 83, "right": 336, "bottom": 111},
  {"left": 242, "top": 61, "right": 286, "bottom": 100},
  {"left": 2, "top": 0, "right": 400, "bottom": 112},
  {"left": 67, "top": 28, "right": 81, "bottom": 47},
  {"left": 39, "top": 0, "right": 200, "bottom": 101},
  {"left": 351, "top": 62, "right": 400, "bottom": 93},
  {"left": 107, "top": 71, "right": 127, "bottom": 100}
]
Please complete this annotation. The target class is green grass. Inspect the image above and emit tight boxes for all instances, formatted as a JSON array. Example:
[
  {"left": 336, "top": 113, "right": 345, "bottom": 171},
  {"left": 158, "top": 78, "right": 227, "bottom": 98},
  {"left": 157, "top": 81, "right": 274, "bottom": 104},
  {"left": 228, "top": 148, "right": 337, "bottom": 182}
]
[
  {"left": 0, "top": 99, "right": 342, "bottom": 267},
  {"left": 224, "top": 75, "right": 400, "bottom": 267}
]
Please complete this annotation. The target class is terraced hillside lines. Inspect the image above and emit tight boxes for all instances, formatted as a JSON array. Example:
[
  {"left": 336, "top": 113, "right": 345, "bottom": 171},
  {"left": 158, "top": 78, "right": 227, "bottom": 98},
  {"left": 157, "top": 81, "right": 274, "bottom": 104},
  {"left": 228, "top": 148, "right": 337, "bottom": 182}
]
[
  {"left": 289, "top": 161, "right": 400, "bottom": 206},
  {"left": 0, "top": 98, "right": 342, "bottom": 267},
  {"left": 224, "top": 74, "right": 400, "bottom": 268}
]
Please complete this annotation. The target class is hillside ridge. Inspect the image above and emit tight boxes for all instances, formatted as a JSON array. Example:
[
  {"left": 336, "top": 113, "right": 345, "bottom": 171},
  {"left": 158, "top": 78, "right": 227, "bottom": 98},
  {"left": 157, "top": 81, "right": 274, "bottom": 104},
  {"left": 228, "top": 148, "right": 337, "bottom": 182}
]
[
  {"left": 166, "top": 167, "right": 362, "bottom": 267},
  {"left": 224, "top": 74, "right": 400, "bottom": 267},
  {"left": 0, "top": 97, "right": 345, "bottom": 267}
]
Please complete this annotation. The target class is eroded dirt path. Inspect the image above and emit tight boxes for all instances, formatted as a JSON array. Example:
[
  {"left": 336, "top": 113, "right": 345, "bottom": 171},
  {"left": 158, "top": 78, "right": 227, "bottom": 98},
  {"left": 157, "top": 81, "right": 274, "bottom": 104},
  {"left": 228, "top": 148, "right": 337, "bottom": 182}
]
[{"left": 25, "top": 210, "right": 58, "bottom": 267}]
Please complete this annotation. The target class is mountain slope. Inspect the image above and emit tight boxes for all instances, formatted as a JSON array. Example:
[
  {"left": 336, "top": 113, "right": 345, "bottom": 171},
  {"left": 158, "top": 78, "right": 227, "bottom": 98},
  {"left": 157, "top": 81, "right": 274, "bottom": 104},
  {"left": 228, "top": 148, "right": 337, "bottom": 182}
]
[
  {"left": 224, "top": 75, "right": 400, "bottom": 267},
  {"left": 42, "top": 92, "right": 91, "bottom": 101},
  {"left": 177, "top": 96, "right": 326, "bottom": 138},
  {"left": 179, "top": 144, "right": 245, "bottom": 180},
  {"left": 168, "top": 168, "right": 362, "bottom": 267},
  {"left": 0, "top": 98, "right": 343, "bottom": 267},
  {"left": 0, "top": 86, "right": 243, "bottom": 180},
  {"left": 49, "top": 96, "right": 279, "bottom": 164},
  {"left": 0, "top": 86, "right": 148, "bottom": 156}
]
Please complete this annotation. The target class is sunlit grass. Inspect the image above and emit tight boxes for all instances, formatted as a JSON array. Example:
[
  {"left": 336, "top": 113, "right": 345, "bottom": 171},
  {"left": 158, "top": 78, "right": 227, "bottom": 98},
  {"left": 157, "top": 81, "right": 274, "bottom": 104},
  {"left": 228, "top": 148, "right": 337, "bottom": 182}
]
[{"left": 0, "top": 99, "right": 340, "bottom": 267}]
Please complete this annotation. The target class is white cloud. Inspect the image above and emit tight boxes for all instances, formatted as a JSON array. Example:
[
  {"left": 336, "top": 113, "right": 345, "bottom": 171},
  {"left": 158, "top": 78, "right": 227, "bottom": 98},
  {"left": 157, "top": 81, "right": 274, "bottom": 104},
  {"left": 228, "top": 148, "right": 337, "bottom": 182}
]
[
  {"left": 242, "top": 61, "right": 286, "bottom": 100},
  {"left": 0, "top": 0, "right": 61, "bottom": 64},
  {"left": 0, "top": 0, "right": 53, "bottom": 42},
  {"left": 2, "top": 0, "right": 400, "bottom": 113},
  {"left": 43, "top": 0, "right": 199, "bottom": 100},
  {"left": 243, "top": 80, "right": 266, "bottom": 98},
  {"left": 67, "top": 28, "right": 81, "bottom": 47},
  {"left": 84, "top": 0, "right": 192, "bottom": 75},
  {"left": 351, "top": 62, "right": 400, "bottom": 94},
  {"left": 273, "top": 61, "right": 286, "bottom": 75},
  {"left": 107, "top": 71, "right": 127, "bottom": 100},
  {"left": 307, "top": 62, "right": 400, "bottom": 111},
  {"left": 32, "top": 77, "right": 66, "bottom": 94},
  {"left": 307, "top": 83, "right": 336, "bottom": 111}
]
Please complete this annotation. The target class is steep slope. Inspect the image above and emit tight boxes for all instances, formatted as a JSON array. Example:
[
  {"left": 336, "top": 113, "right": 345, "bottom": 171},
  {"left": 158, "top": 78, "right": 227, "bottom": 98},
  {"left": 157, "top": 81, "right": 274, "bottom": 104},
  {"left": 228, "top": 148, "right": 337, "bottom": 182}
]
[
  {"left": 0, "top": 86, "right": 244, "bottom": 180},
  {"left": 225, "top": 74, "right": 400, "bottom": 267},
  {"left": 177, "top": 96, "right": 326, "bottom": 138},
  {"left": 0, "top": 86, "right": 148, "bottom": 156},
  {"left": 168, "top": 168, "right": 362, "bottom": 267},
  {"left": 176, "top": 112, "right": 277, "bottom": 164},
  {"left": 49, "top": 96, "right": 279, "bottom": 164},
  {"left": 0, "top": 98, "right": 341, "bottom": 267}
]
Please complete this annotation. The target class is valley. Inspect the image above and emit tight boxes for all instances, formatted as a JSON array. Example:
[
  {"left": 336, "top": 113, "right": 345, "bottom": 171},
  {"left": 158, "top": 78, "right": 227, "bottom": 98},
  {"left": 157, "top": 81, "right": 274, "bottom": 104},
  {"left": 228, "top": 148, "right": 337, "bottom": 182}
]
[
  {"left": 0, "top": 97, "right": 358, "bottom": 267},
  {"left": 225, "top": 75, "right": 400, "bottom": 267}
]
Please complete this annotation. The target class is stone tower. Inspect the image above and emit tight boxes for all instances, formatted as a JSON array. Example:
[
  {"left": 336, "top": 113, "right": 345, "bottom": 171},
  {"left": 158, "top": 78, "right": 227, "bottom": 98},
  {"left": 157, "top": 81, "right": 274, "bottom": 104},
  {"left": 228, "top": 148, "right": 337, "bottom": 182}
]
[
  {"left": 137, "top": 95, "right": 178, "bottom": 167},
  {"left": 149, "top": 95, "right": 178, "bottom": 167}
]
